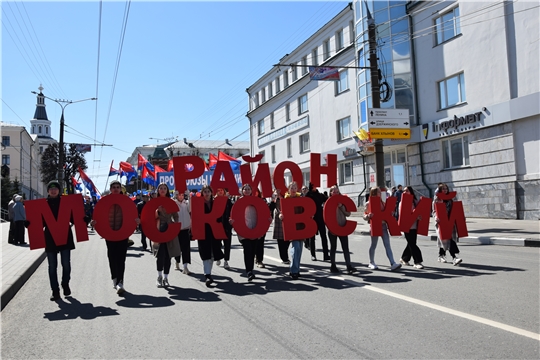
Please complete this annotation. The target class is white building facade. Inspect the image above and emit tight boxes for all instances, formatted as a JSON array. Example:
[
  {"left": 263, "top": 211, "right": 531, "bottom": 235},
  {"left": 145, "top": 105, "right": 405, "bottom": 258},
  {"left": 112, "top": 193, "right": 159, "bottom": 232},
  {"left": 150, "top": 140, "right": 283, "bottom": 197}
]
[
  {"left": 247, "top": 4, "right": 364, "bottom": 197},
  {"left": 353, "top": 0, "right": 539, "bottom": 219}
]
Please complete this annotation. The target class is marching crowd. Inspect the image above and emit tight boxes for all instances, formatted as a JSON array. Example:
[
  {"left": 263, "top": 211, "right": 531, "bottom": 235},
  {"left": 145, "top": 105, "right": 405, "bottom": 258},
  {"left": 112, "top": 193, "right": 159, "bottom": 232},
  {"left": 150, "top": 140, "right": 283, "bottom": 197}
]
[{"left": 8, "top": 179, "right": 463, "bottom": 301}]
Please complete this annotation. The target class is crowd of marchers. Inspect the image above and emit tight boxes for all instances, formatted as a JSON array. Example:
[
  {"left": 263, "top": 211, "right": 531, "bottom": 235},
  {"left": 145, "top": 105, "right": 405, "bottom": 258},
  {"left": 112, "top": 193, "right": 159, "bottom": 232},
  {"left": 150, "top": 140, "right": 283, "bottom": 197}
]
[{"left": 10, "top": 179, "right": 463, "bottom": 301}]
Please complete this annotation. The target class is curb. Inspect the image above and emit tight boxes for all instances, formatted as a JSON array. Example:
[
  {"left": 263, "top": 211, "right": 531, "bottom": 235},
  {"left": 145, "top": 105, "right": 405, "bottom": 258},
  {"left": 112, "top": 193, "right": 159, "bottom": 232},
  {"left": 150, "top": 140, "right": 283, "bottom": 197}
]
[
  {"left": 353, "top": 231, "right": 540, "bottom": 248},
  {"left": 1, "top": 251, "right": 47, "bottom": 311}
]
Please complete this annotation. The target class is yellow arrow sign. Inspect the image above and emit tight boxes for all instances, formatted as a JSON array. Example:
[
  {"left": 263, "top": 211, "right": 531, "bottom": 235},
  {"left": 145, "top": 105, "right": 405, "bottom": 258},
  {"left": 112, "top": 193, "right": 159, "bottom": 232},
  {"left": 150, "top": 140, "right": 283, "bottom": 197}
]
[{"left": 370, "top": 128, "right": 411, "bottom": 139}]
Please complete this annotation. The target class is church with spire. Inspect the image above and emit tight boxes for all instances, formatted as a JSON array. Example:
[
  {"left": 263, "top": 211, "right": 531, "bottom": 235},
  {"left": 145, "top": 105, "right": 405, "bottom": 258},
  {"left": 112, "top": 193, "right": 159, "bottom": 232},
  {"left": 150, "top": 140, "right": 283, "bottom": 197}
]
[{"left": 30, "top": 84, "right": 57, "bottom": 153}]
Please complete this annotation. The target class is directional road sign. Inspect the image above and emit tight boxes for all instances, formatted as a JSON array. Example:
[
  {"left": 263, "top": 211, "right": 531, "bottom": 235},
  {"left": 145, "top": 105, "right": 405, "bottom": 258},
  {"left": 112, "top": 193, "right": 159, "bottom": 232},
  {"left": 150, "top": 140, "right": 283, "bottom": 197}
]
[
  {"left": 369, "top": 128, "right": 411, "bottom": 139},
  {"left": 367, "top": 108, "right": 410, "bottom": 129}
]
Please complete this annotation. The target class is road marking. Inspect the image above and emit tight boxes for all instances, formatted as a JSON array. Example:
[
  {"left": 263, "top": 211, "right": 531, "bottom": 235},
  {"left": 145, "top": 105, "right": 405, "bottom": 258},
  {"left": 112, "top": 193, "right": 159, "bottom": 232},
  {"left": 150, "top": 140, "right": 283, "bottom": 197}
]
[{"left": 266, "top": 255, "right": 540, "bottom": 341}]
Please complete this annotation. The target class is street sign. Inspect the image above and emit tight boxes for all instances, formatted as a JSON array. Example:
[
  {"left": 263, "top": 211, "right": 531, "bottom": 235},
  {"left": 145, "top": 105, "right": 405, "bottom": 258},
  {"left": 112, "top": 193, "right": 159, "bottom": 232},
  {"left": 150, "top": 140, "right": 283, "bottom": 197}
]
[
  {"left": 367, "top": 108, "right": 410, "bottom": 129},
  {"left": 369, "top": 128, "right": 411, "bottom": 139}
]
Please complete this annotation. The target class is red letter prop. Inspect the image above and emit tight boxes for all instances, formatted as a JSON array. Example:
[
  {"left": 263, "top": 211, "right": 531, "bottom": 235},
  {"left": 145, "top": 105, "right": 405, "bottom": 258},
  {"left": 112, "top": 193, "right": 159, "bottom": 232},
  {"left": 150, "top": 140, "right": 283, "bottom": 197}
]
[
  {"left": 230, "top": 196, "right": 271, "bottom": 239},
  {"left": 310, "top": 153, "right": 337, "bottom": 188},
  {"left": 172, "top": 155, "right": 206, "bottom": 194},
  {"left": 369, "top": 196, "right": 401, "bottom": 236},
  {"left": 397, "top": 194, "right": 432, "bottom": 236},
  {"left": 25, "top": 194, "right": 88, "bottom": 250},
  {"left": 323, "top": 194, "right": 357, "bottom": 236},
  {"left": 190, "top": 196, "right": 227, "bottom": 240},
  {"left": 93, "top": 194, "right": 138, "bottom": 241},
  {"left": 281, "top": 197, "right": 317, "bottom": 240},
  {"left": 434, "top": 201, "right": 468, "bottom": 240},
  {"left": 210, "top": 161, "right": 240, "bottom": 196},
  {"left": 273, "top": 161, "right": 303, "bottom": 195},
  {"left": 240, "top": 162, "right": 273, "bottom": 198},
  {"left": 141, "top": 197, "right": 181, "bottom": 243}
]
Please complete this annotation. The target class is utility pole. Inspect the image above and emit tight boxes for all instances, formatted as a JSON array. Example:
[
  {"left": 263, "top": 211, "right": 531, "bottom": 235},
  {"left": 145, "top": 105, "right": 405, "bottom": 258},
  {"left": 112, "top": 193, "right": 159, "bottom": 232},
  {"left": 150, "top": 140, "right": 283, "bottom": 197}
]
[{"left": 367, "top": 6, "right": 385, "bottom": 189}]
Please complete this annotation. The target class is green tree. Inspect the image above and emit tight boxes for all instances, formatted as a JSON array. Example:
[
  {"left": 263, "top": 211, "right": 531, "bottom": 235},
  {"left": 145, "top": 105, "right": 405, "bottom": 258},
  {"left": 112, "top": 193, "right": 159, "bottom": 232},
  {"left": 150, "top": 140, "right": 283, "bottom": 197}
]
[
  {"left": 1, "top": 176, "right": 13, "bottom": 211},
  {"left": 40, "top": 143, "right": 87, "bottom": 194}
]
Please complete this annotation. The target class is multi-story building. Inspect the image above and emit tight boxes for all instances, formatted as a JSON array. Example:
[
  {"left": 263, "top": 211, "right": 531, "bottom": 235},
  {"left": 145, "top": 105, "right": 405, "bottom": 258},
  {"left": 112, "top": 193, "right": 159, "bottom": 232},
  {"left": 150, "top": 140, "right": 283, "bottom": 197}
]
[
  {"left": 353, "top": 0, "right": 539, "bottom": 219},
  {"left": 1, "top": 123, "right": 44, "bottom": 199},
  {"left": 247, "top": 4, "right": 362, "bottom": 196}
]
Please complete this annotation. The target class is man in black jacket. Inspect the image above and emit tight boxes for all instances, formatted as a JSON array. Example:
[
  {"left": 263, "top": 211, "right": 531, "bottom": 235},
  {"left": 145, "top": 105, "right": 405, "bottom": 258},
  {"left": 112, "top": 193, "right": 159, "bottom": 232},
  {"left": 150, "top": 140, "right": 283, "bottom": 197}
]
[{"left": 305, "top": 182, "right": 330, "bottom": 261}]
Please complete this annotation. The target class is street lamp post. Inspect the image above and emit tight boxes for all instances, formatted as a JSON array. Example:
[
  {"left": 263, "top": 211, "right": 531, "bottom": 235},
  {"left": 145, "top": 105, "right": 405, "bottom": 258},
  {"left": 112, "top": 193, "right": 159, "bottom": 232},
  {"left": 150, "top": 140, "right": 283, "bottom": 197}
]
[{"left": 31, "top": 91, "right": 96, "bottom": 192}]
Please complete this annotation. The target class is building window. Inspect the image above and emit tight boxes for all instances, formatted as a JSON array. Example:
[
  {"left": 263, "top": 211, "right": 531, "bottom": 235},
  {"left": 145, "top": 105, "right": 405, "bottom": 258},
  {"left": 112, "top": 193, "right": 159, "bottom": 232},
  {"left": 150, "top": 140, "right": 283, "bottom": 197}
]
[
  {"left": 335, "top": 69, "right": 349, "bottom": 94},
  {"left": 292, "top": 65, "right": 298, "bottom": 82},
  {"left": 339, "top": 161, "right": 353, "bottom": 184},
  {"left": 284, "top": 71, "right": 289, "bottom": 88},
  {"left": 337, "top": 117, "right": 352, "bottom": 141},
  {"left": 261, "top": 88, "right": 266, "bottom": 103},
  {"left": 39, "top": 146, "right": 43, "bottom": 153},
  {"left": 271, "top": 145, "right": 276, "bottom": 163},
  {"left": 39, "top": 126, "right": 42, "bottom": 134},
  {"left": 298, "top": 94, "right": 308, "bottom": 114},
  {"left": 349, "top": 21, "right": 354, "bottom": 44},
  {"left": 32, "top": 126, "right": 35, "bottom": 133},
  {"left": 435, "top": 7, "right": 461, "bottom": 45},
  {"left": 336, "top": 29, "right": 344, "bottom": 51},
  {"left": 276, "top": 76, "right": 281, "bottom": 93},
  {"left": 442, "top": 135, "right": 469, "bottom": 169},
  {"left": 46, "top": 127, "right": 48, "bottom": 134},
  {"left": 299, "top": 133, "right": 310, "bottom": 153},
  {"left": 303, "top": 171, "right": 310, "bottom": 187},
  {"left": 323, "top": 39, "right": 331, "bottom": 60},
  {"left": 287, "top": 138, "right": 292, "bottom": 158},
  {"left": 2, "top": 136, "right": 10, "bottom": 147},
  {"left": 270, "top": 112, "right": 275, "bottom": 129},
  {"left": 268, "top": 82, "right": 273, "bottom": 98},
  {"left": 2, "top": 154, "right": 10, "bottom": 165},
  {"left": 301, "top": 56, "right": 308, "bottom": 75},
  {"left": 312, "top": 48, "right": 318, "bottom": 66},
  {"left": 285, "top": 103, "right": 291, "bottom": 122},
  {"left": 438, "top": 73, "right": 466, "bottom": 109},
  {"left": 258, "top": 119, "right": 265, "bottom": 136}
]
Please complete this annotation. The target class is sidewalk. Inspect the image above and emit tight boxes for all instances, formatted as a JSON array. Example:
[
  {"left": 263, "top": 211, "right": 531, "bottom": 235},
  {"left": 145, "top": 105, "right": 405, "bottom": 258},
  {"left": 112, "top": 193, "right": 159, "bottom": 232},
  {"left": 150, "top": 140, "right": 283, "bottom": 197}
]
[
  {"left": 350, "top": 212, "right": 540, "bottom": 247},
  {"left": 1, "top": 216, "right": 538, "bottom": 311}
]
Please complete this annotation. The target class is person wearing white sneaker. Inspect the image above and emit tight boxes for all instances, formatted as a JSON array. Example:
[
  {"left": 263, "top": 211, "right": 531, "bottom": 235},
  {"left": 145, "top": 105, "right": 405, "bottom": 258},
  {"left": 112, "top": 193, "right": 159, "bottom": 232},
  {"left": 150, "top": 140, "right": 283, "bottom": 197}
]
[
  {"left": 399, "top": 186, "right": 424, "bottom": 269},
  {"left": 154, "top": 183, "right": 181, "bottom": 289},
  {"left": 364, "top": 187, "right": 401, "bottom": 271},
  {"left": 433, "top": 184, "right": 463, "bottom": 266},
  {"left": 173, "top": 190, "right": 192, "bottom": 276}
]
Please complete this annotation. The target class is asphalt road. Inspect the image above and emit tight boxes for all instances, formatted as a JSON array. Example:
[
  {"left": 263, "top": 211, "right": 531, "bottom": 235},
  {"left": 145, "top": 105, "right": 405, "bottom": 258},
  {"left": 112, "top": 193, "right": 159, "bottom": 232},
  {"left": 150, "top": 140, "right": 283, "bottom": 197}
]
[{"left": 1, "top": 229, "right": 539, "bottom": 359}]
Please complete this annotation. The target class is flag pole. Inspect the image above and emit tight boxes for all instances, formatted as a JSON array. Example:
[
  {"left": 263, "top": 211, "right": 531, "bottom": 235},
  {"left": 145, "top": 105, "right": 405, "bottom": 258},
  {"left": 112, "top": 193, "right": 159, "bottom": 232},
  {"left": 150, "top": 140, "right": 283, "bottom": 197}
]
[{"left": 103, "top": 160, "right": 113, "bottom": 194}]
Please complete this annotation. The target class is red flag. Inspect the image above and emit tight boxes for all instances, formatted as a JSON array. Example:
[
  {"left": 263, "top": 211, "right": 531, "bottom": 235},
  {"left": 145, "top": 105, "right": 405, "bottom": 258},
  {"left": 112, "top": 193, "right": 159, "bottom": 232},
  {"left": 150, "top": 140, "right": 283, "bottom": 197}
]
[
  {"left": 217, "top": 151, "right": 239, "bottom": 162},
  {"left": 167, "top": 159, "right": 173, "bottom": 172},
  {"left": 138, "top": 153, "right": 149, "bottom": 170},
  {"left": 209, "top": 153, "right": 218, "bottom": 169},
  {"left": 155, "top": 165, "right": 166, "bottom": 173}
]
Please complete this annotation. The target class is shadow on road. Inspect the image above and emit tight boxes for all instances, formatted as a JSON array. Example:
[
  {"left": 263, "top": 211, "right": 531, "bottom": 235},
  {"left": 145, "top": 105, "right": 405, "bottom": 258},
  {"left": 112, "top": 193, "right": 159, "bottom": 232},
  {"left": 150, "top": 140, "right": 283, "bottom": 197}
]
[
  {"left": 166, "top": 285, "right": 221, "bottom": 302},
  {"left": 116, "top": 292, "right": 175, "bottom": 308},
  {"left": 43, "top": 297, "right": 119, "bottom": 321}
]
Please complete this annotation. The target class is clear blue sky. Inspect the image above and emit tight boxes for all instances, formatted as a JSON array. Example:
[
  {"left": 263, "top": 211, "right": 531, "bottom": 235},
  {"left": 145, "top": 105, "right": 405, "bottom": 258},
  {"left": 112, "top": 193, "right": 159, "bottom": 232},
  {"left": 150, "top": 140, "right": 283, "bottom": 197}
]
[{"left": 2, "top": 0, "right": 349, "bottom": 192}]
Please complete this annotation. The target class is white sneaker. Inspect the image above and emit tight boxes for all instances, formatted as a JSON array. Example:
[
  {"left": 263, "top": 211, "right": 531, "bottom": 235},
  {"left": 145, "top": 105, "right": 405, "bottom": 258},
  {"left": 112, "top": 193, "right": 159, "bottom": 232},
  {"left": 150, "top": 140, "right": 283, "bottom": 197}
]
[
  {"left": 400, "top": 259, "right": 411, "bottom": 266},
  {"left": 216, "top": 260, "right": 221, "bottom": 266},
  {"left": 156, "top": 276, "right": 163, "bottom": 288},
  {"left": 414, "top": 263, "right": 424, "bottom": 269},
  {"left": 175, "top": 262, "right": 181, "bottom": 270},
  {"left": 223, "top": 260, "right": 230, "bottom": 269},
  {"left": 438, "top": 256, "right": 448, "bottom": 263},
  {"left": 183, "top": 267, "right": 191, "bottom": 275},
  {"left": 162, "top": 278, "right": 170, "bottom": 287},
  {"left": 112, "top": 278, "right": 118, "bottom": 289},
  {"left": 390, "top": 263, "right": 402, "bottom": 271},
  {"left": 115, "top": 283, "right": 125, "bottom": 294},
  {"left": 368, "top": 263, "right": 378, "bottom": 270},
  {"left": 453, "top": 257, "right": 463, "bottom": 266}
]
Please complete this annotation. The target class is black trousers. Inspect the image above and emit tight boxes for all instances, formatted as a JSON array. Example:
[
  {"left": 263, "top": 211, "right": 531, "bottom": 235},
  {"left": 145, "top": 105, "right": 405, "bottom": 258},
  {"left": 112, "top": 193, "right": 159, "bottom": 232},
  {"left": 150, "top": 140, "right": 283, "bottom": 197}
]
[
  {"left": 14, "top": 220, "right": 26, "bottom": 244},
  {"left": 439, "top": 240, "right": 460, "bottom": 258},
  {"left": 328, "top": 232, "right": 351, "bottom": 267},
  {"left": 401, "top": 229, "right": 423, "bottom": 264},
  {"left": 240, "top": 239, "right": 256, "bottom": 273},
  {"left": 175, "top": 229, "right": 192, "bottom": 264},
  {"left": 255, "top": 235, "right": 265, "bottom": 263},
  {"left": 8, "top": 220, "right": 15, "bottom": 243},
  {"left": 140, "top": 225, "right": 147, "bottom": 249},
  {"left": 277, "top": 239, "right": 290, "bottom": 262},
  {"left": 157, "top": 242, "right": 171, "bottom": 274},
  {"left": 309, "top": 220, "right": 329, "bottom": 258},
  {"left": 106, "top": 240, "right": 128, "bottom": 284}
]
